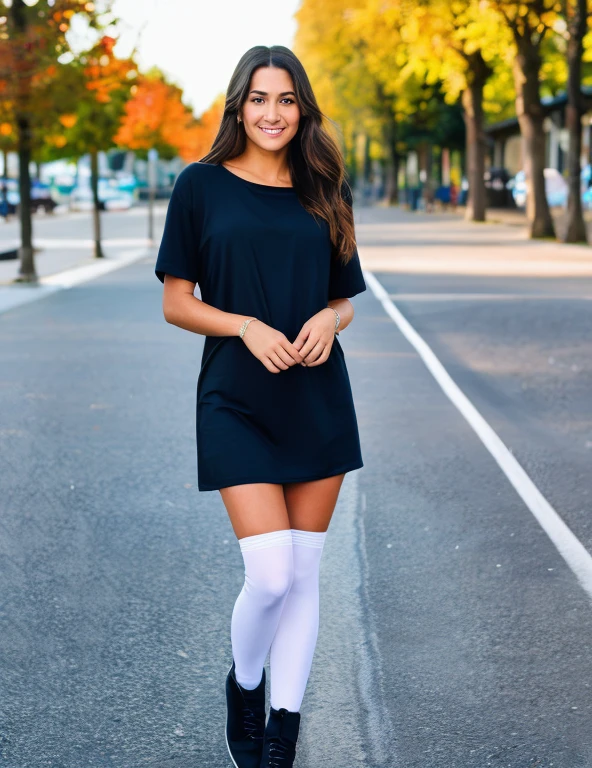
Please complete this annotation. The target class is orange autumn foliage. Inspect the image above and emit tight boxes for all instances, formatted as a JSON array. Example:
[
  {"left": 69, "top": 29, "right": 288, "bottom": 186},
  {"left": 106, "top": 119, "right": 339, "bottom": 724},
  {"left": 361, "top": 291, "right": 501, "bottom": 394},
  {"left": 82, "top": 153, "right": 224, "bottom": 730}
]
[
  {"left": 84, "top": 36, "right": 136, "bottom": 105},
  {"left": 114, "top": 73, "right": 223, "bottom": 162}
]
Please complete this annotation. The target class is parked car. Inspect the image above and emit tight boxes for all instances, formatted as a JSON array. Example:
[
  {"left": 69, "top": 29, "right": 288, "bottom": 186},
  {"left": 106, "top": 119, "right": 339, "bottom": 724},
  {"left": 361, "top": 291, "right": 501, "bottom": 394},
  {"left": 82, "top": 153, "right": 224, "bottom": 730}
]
[
  {"left": 0, "top": 178, "right": 58, "bottom": 215},
  {"left": 69, "top": 180, "right": 134, "bottom": 212},
  {"left": 509, "top": 168, "right": 569, "bottom": 209},
  {"left": 114, "top": 173, "right": 140, "bottom": 196},
  {"left": 484, "top": 167, "right": 516, "bottom": 208},
  {"left": 31, "top": 180, "right": 59, "bottom": 212}
]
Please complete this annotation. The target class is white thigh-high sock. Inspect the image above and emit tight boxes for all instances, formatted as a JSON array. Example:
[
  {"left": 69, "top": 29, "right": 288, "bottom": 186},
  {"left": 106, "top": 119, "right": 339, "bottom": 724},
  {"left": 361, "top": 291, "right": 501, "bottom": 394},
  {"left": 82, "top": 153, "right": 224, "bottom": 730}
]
[
  {"left": 269, "top": 529, "right": 327, "bottom": 712},
  {"left": 231, "top": 529, "right": 294, "bottom": 690}
]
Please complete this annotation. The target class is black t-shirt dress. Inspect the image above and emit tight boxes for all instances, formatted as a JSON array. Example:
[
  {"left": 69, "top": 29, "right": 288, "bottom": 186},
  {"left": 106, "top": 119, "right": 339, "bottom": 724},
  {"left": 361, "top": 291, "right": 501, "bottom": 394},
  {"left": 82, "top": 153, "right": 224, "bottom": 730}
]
[{"left": 155, "top": 161, "right": 366, "bottom": 491}]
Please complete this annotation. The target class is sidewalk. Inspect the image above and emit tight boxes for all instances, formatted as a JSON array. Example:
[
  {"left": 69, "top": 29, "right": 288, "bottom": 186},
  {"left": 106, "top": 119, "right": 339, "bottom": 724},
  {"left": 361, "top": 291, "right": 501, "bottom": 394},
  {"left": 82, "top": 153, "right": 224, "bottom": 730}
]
[
  {"left": 445, "top": 203, "right": 592, "bottom": 239},
  {"left": 372, "top": 194, "right": 592, "bottom": 239},
  {"left": 0, "top": 238, "right": 154, "bottom": 284},
  {"left": 0, "top": 241, "right": 153, "bottom": 315},
  {"left": 354, "top": 204, "right": 592, "bottom": 278}
]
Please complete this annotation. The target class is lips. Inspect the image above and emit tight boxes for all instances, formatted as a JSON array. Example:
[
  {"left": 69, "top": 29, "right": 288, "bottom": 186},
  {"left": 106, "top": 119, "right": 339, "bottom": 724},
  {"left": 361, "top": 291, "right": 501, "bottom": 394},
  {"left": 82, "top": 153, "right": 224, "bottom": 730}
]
[{"left": 259, "top": 126, "right": 285, "bottom": 135}]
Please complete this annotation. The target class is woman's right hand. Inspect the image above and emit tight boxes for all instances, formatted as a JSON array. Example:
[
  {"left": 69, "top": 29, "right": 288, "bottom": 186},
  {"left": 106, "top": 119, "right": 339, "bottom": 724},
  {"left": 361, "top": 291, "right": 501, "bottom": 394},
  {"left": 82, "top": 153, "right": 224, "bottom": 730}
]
[{"left": 240, "top": 319, "right": 305, "bottom": 373}]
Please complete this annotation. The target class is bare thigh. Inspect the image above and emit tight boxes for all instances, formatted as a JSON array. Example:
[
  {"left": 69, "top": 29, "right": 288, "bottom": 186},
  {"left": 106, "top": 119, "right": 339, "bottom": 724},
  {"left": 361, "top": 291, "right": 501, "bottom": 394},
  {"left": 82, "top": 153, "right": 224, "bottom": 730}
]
[
  {"left": 218, "top": 474, "right": 346, "bottom": 539},
  {"left": 283, "top": 474, "right": 345, "bottom": 532},
  {"left": 219, "top": 483, "right": 290, "bottom": 539}
]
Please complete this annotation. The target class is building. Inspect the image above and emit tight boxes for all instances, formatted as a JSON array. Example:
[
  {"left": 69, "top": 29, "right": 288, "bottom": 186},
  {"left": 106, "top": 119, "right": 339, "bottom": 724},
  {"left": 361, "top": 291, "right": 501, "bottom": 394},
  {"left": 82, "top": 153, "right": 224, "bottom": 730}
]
[{"left": 486, "top": 85, "right": 592, "bottom": 175}]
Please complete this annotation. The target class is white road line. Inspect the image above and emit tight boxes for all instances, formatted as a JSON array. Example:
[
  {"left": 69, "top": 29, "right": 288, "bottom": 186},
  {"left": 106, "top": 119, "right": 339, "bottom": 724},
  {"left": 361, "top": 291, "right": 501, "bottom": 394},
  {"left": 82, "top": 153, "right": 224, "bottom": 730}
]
[
  {"left": 388, "top": 292, "right": 592, "bottom": 302},
  {"left": 364, "top": 269, "right": 592, "bottom": 605},
  {"left": 0, "top": 248, "right": 149, "bottom": 315}
]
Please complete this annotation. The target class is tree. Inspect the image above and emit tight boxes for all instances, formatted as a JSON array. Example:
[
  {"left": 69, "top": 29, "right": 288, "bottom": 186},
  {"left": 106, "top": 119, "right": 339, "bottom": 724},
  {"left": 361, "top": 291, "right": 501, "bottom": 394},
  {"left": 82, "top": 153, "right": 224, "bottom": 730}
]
[
  {"left": 0, "top": 0, "right": 104, "bottom": 281},
  {"left": 561, "top": 0, "right": 590, "bottom": 243},
  {"left": 293, "top": 0, "right": 380, "bottom": 188},
  {"left": 412, "top": 0, "right": 511, "bottom": 221},
  {"left": 56, "top": 35, "right": 137, "bottom": 258},
  {"left": 189, "top": 95, "right": 227, "bottom": 162},
  {"left": 114, "top": 68, "right": 206, "bottom": 161},
  {"left": 491, "top": 0, "right": 562, "bottom": 238},
  {"left": 356, "top": 0, "right": 513, "bottom": 220}
]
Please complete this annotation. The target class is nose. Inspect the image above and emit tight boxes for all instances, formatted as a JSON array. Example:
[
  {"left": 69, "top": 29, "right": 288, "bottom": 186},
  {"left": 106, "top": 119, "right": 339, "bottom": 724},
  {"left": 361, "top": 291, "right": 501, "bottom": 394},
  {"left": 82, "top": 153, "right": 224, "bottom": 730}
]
[{"left": 265, "top": 103, "right": 280, "bottom": 122}]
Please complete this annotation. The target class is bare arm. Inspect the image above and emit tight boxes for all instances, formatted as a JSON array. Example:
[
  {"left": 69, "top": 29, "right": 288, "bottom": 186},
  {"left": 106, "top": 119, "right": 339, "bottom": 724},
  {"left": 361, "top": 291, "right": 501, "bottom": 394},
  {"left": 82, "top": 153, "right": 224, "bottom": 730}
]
[
  {"left": 161, "top": 274, "right": 305, "bottom": 373},
  {"left": 162, "top": 274, "right": 250, "bottom": 337}
]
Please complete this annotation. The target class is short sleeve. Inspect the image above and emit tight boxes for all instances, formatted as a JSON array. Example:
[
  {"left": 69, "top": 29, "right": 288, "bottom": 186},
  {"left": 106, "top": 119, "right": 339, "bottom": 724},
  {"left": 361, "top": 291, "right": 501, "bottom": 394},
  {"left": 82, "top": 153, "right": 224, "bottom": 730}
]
[
  {"left": 328, "top": 181, "right": 367, "bottom": 301},
  {"left": 155, "top": 165, "right": 203, "bottom": 285}
]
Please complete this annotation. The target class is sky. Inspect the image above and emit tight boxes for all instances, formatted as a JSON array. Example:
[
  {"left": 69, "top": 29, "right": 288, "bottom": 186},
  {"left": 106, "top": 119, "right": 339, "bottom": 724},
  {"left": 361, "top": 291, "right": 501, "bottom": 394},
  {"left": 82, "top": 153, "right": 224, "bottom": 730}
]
[{"left": 110, "top": 0, "right": 302, "bottom": 117}]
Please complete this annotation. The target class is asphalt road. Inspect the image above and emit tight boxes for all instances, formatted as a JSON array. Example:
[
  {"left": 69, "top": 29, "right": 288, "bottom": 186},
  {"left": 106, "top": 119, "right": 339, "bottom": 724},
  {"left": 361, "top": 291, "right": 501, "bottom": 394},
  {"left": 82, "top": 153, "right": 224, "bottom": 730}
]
[{"left": 1, "top": 205, "right": 591, "bottom": 767}]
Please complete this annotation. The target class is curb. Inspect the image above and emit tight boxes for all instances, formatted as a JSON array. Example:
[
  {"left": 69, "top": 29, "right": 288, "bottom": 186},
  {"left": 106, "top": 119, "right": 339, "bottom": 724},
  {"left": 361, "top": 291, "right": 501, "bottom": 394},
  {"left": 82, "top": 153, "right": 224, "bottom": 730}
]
[{"left": 0, "top": 247, "right": 151, "bottom": 316}]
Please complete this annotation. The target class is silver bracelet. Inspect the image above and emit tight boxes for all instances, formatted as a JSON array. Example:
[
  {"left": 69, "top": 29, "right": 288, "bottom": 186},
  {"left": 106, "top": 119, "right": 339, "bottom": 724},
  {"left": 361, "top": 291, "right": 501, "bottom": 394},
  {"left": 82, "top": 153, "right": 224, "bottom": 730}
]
[
  {"left": 239, "top": 318, "right": 257, "bottom": 339},
  {"left": 327, "top": 306, "right": 340, "bottom": 335}
]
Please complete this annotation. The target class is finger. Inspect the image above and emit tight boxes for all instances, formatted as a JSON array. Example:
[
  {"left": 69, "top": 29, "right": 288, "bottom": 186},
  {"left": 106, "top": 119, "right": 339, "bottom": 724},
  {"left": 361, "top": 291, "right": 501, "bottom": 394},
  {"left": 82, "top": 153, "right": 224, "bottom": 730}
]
[
  {"left": 305, "top": 345, "right": 331, "bottom": 367},
  {"left": 263, "top": 357, "right": 282, "bottom": 373},
  {"left": 292, "top": 329, "right": 310, "bottom": 351},
  {"left": 303, "top": 340, "right": 325, "bottom": 364},
  {"left": 269, "top": 350, "right": 290, "bottom": 370},
  {"left": 299, "top": 336, "right": 321, "bottom": 362},
  {"left": 276, "top": 343, "right": 302, "bottom": 366},
  {"left": 280, "top": 341, "right": 305, "bottom": 364}
]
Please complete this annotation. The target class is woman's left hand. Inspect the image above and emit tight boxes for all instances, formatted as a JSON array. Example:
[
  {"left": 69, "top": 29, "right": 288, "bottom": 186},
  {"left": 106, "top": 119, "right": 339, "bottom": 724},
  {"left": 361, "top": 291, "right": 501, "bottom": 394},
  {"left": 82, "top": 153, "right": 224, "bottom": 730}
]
[{"left": 292, "top": 308, "right": 336, "bottom": 367}]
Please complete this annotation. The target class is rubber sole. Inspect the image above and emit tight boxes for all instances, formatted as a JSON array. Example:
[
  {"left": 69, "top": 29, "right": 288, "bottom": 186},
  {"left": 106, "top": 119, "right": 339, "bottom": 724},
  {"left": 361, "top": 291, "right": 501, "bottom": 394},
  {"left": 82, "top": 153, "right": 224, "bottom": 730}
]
[
  {"left": 225, "top": 663, "right": 241, "bottom": 768},
  {"left": 225, "top": 725, "right": 240, "bottom": 768}
]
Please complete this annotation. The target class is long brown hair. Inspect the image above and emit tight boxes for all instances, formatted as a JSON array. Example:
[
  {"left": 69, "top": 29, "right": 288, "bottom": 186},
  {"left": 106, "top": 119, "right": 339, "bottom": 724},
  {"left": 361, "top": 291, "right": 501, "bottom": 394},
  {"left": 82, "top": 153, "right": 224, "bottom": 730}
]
[{"left": 199, "top": 45, "right": 357, "bottom": 265}]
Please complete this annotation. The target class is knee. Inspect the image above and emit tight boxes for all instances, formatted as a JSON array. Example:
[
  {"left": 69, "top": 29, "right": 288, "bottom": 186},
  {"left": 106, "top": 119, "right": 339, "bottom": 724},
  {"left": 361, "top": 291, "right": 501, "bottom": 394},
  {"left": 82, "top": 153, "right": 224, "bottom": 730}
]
[
  {"left": 285, "top": 563, "right": 320, "bottom": 596},
  {"left": 246, "top": 559, "right": 294, "bottom": 603}
]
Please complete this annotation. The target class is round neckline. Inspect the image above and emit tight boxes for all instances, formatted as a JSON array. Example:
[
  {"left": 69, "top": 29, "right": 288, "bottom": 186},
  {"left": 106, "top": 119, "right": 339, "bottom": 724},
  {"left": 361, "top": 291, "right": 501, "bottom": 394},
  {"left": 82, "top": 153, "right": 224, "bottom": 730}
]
[{"left": 218, "top": 163, "right": 296, "bottom": 191}]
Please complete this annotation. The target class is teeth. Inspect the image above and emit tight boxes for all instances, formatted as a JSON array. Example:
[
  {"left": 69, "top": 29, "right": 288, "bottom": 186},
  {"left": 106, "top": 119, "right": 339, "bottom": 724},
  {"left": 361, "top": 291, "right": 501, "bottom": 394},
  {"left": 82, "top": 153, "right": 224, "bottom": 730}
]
[{"left": 260, "top": 127, "right": 283, "bottom": 134}]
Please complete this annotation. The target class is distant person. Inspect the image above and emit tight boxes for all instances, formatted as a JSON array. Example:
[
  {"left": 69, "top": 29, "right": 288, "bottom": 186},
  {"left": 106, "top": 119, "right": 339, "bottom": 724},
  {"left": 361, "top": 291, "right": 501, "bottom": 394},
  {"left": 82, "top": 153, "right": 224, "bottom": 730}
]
[
  {"left": 423, "top": 177, "right": 435, "bottom": 212},
  {"left": 0, "top": 181, "right": 9, "bottom": 220},
  {"left": 450, "top": 180, "right": 458, "bottom": 209},
  {"left": 154, "top": 45, "right": 366, "bottom": 768}
]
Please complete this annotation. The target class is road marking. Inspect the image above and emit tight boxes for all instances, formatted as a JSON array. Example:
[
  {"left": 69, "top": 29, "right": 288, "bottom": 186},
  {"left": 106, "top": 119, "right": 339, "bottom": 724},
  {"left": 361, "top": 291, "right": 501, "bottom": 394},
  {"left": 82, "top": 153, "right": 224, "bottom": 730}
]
[
  {"left": 365, "top": 270, "right": 592, "bottom": 605},
  {"left": 0, "top": 248, "right": 149, "bottom": 316},
  {"left": 388, "top": 292, "right": 592, "bottom": 302}
]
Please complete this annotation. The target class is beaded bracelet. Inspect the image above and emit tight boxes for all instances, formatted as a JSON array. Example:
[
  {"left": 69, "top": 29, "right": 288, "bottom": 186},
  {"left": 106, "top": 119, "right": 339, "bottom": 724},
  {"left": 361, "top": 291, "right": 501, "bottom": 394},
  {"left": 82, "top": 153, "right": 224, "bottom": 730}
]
[
  {"left": 327, "top": 306, "right": 340, "bottom": 335},
  {"left": 239, "top": 318, "right": 258, "bottom": 339}
]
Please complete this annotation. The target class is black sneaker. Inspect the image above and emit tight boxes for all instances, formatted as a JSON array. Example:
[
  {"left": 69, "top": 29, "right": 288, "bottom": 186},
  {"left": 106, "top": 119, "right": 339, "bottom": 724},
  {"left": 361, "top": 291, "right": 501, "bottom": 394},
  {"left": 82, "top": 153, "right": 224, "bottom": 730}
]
[
  {"left": 259, "top": 706, "right": 301, "bottom": 768},
  {"left": 225, "top": 660, "right": 266, "bottom": 768}
]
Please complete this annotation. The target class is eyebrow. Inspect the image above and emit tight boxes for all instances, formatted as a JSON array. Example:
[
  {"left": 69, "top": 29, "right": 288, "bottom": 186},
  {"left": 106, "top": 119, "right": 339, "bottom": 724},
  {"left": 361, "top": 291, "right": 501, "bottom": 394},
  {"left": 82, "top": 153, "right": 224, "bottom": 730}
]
[{"left": 249, "top": 90, "right": 296, "bottom": 96}]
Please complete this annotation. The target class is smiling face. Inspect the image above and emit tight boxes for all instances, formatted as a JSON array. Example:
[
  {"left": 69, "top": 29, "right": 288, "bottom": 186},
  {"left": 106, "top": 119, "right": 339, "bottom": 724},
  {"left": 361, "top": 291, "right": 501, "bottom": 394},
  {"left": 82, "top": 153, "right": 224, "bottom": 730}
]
[{"left": 239, "top": 66, "right": 301, "bottom": 151}]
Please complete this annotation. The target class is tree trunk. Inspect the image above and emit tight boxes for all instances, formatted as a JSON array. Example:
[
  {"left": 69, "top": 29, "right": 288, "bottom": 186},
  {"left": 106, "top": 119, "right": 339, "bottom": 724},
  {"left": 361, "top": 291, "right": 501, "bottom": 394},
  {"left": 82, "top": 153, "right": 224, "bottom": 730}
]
[
  {"left": 462, "top": 50, "right": 492, "bottom": 222},
  {"left": 90, "top": 148, "right": 104, "bottom": 259},
  {"left": 12, "top": 0, "right": 36, "bottom": 282},
  {"left": 363, "top": 133, "right": 372, "bottom": 198},
  {"left": 15, "top": 114, "right": 35, "bottom": 280},
  {"left": 512, "top": 48, "right": 555, "bottom": 238},
  {"left": 374, "top": 79, "right": 399, "bottom": 204},
  {"left": 563, "top": 0, "right": 587, "bottom": 244},
  {"left": 346, "top": 128, "right": 358, "bottom": 190},
  {"left": 385, "top": 118, "right": 400, "bottom": 205}
]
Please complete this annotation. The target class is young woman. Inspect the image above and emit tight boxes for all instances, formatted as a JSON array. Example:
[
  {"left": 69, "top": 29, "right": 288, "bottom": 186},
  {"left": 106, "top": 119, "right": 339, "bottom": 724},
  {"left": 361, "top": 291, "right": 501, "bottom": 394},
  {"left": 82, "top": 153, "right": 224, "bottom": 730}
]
[{"left": 155, "top": 45, "right": 366, "bottom": 768}]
